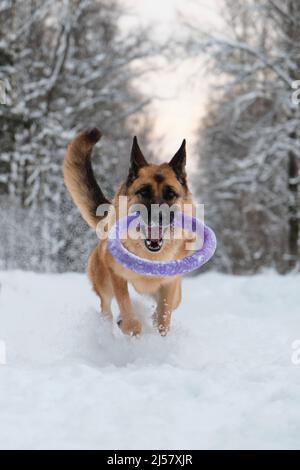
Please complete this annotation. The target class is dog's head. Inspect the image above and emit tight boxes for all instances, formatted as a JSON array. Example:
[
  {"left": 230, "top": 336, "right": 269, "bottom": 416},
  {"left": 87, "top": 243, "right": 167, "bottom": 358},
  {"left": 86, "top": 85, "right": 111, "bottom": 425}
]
[{"left": 117, "top": 137, "right": 194, "bottom": 257}]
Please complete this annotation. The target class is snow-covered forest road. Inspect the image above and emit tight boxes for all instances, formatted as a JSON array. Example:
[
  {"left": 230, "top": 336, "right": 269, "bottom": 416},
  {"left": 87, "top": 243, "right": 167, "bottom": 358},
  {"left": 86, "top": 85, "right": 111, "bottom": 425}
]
[{"left": 0, "top": 271, "right": 299, "bottom": 449}]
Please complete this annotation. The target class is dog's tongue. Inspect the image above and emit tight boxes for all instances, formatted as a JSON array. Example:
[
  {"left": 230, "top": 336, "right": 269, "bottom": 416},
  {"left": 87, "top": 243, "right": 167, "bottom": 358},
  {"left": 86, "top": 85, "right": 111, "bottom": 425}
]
[{"left": 146, "top": 225, "right": 163, "bottom": 241}]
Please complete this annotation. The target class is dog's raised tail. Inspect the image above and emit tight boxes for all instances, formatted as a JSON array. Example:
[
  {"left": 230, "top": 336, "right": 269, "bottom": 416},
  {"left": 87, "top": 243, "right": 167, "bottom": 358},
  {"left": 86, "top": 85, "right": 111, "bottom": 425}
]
[{"left": 64, "top": 128, "right": 111, "bottom": 229}]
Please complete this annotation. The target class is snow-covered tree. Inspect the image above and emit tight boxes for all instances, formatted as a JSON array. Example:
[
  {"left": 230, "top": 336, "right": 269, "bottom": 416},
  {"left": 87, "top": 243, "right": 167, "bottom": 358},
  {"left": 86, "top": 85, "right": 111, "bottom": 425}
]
[
  {"left": 183, "top": 0, "right": 300, "bottom": 273},
  {"left": 0, "top": 0, "right": 152, "bottom": 272}
]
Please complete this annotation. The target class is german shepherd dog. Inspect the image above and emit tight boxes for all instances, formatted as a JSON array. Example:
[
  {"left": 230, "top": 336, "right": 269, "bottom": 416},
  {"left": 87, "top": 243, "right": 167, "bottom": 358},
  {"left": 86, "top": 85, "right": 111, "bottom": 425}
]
[{"left": 64, "top": 128, "right": 195, "bottom": 336}]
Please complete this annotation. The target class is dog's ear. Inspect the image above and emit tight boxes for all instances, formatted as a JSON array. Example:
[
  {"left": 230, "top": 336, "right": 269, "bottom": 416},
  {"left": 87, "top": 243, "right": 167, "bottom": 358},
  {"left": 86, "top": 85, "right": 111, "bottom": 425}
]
[
  {"left": 169, "top": 139, "right": 187, "bottom": 185},
  {"left": 127, "top": 137, "right": 148, "bottom": 185},
  {"left": 130, "top": 136, "right": 148, "bottom": 170}
]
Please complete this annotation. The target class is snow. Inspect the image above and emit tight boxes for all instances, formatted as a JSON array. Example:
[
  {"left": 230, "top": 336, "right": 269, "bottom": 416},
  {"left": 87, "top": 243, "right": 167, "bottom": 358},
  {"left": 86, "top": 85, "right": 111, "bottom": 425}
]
[{"left": 0, "top": 270, "right": 299, "bottom": 450}]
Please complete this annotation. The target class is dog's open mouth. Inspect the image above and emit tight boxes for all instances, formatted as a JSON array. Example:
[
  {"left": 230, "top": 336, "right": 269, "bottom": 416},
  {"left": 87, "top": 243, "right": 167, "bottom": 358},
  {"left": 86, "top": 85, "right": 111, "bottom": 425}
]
[
  {"left": 142, "top": 226, "right": 164, "bottom": 252},
  {"left": 144, "top": 238, "right": 163, "bottom": 252}
]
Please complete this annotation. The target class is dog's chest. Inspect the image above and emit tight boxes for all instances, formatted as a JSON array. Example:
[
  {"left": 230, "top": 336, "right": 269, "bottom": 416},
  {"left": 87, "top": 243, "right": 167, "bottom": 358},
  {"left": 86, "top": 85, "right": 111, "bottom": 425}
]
[{"left": 132, "top": 277, "right": 165, "bottom": 295}]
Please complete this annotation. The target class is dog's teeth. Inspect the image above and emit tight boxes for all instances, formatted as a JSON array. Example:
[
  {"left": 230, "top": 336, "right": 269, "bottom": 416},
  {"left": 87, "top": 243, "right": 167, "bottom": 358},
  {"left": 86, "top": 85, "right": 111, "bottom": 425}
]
[{"left": 144, "top": 238, "right": 163, "bottom": 252}]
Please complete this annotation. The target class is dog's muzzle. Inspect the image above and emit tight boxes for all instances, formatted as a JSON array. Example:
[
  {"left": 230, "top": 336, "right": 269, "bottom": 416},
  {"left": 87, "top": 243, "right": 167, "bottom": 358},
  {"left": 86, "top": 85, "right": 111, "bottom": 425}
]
[{"left": 142, "top": 225, "right": 164, "bottom": 252}]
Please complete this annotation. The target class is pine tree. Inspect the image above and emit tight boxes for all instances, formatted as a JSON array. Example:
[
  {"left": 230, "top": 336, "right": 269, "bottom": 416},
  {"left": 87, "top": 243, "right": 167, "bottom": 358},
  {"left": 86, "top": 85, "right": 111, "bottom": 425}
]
[{"left": 183, "top": 0, "right": 300, "bottom": 273}]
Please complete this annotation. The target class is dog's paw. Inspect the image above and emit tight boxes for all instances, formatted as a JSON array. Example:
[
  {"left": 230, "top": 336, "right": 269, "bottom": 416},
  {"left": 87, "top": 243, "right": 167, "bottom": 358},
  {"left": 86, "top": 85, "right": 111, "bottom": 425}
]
[
  {"left": 118, "top": 317, "right": 142, "bottom": 336},
  {"left": 157, "top": 323, "right": 170, "bottom": 337}
]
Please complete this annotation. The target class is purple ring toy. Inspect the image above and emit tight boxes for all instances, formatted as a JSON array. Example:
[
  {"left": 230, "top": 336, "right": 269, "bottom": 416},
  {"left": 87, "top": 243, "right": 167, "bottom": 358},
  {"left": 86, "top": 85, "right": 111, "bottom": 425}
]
[{"left": 108, "top": 212, "right": 217, "bottom": 277}]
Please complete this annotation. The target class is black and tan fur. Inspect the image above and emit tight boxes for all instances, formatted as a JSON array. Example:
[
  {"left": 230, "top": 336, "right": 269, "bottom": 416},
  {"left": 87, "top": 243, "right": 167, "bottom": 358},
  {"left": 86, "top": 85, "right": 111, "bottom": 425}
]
[{"left": 64, "top": 128, "right": 195, "bottom": 336}]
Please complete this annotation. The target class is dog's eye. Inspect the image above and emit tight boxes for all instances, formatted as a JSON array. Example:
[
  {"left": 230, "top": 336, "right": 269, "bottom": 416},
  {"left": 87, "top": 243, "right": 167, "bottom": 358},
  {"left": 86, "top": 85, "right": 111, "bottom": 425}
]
[
  {"left": 163, "top": 186, "right": 178, "bottom": 201},
  {"left": 136, "top": 185, "right": 152, "bottom": 199}
]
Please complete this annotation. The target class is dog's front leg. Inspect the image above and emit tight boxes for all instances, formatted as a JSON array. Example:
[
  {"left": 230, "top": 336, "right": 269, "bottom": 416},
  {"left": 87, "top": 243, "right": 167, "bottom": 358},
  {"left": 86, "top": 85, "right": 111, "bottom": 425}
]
[
  {"left": 110, "top": 270, "right": 142, "bottom": 336},
  {"left": 155, "top": 278, "right": 182, "bottom": 336}
]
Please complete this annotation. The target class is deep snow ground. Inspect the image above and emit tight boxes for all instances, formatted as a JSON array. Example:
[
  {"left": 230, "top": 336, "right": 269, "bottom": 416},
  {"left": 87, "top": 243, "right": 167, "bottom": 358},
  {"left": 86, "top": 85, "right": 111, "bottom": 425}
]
[{"left": 0, "top": 270, "right": 299, "bottom": 450}]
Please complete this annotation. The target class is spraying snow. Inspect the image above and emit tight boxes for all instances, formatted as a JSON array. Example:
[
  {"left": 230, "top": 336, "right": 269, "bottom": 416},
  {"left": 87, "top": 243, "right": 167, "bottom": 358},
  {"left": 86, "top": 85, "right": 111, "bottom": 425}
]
[{"left": 0, "top": 270, "right": 299, "bottom": 449}]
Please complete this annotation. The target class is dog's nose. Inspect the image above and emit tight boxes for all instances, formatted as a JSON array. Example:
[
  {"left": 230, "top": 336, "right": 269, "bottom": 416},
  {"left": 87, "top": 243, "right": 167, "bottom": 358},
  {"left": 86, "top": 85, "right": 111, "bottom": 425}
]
[
  {"left": 150, "top": 205, "right": 174, "bottom": 227},
  {"left": 140, "top": 203, "right": 176, "bottom": 227}
]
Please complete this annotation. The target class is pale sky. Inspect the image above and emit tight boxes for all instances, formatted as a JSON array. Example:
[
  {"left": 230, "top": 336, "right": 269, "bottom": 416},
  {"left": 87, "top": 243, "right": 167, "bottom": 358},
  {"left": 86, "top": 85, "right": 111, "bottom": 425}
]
[{"left": 121, "top": 0, "right": 224, "bottom": 160}]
